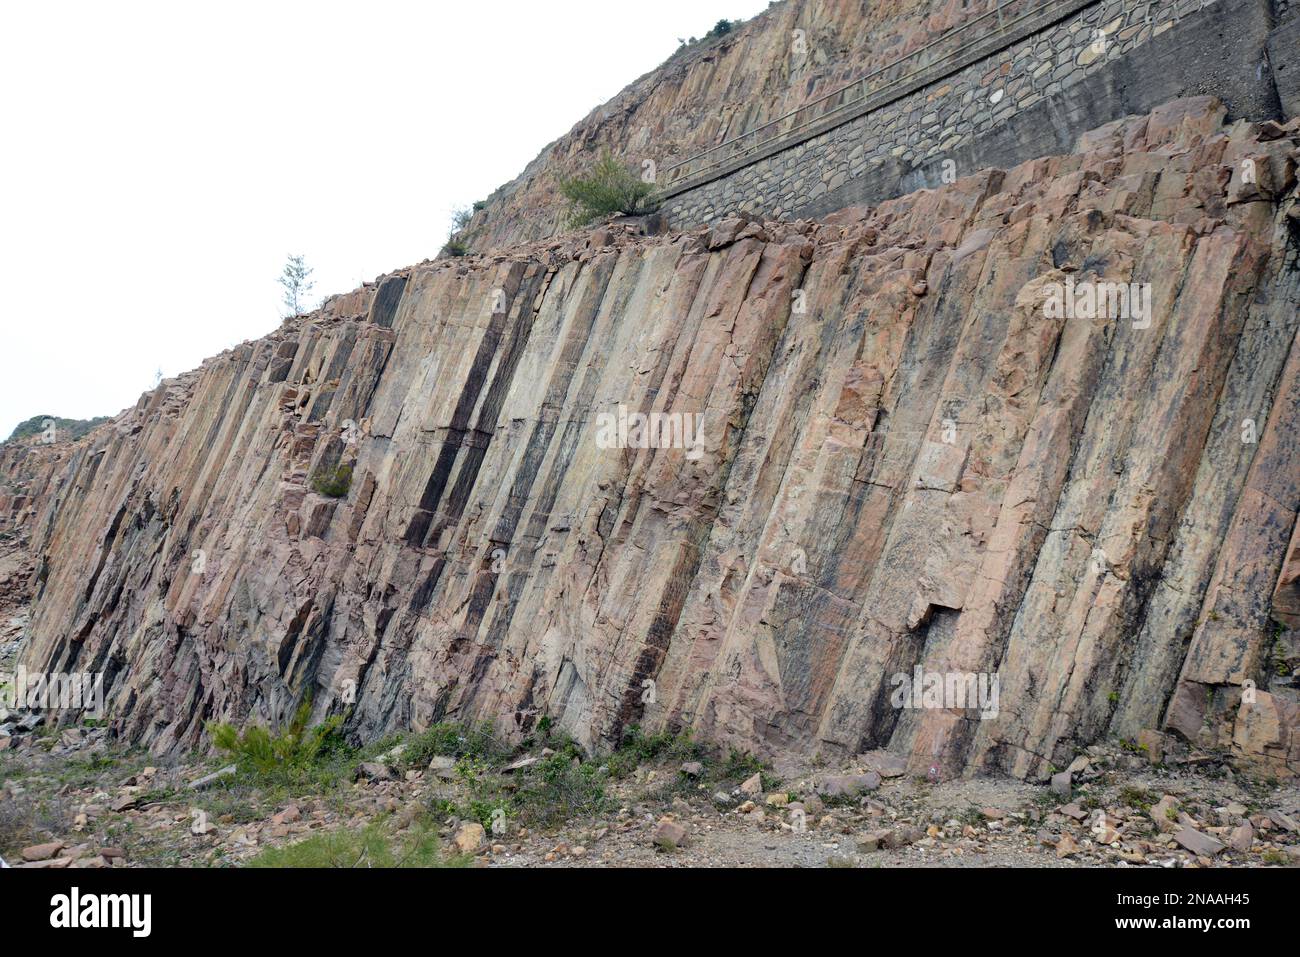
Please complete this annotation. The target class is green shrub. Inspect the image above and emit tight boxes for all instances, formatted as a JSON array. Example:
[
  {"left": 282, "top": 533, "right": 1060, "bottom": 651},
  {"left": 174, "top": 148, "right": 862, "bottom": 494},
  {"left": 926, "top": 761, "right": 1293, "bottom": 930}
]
[
  {"left": 512, "top": 753, "right": 610, "bottom": 828},
  {"left": 558, "top": 151, "right": 657, "bottom": 227},
  {"left": 718, "top": 747, "right": 769, "bottom": 785},
  {"left": 208, "top": 697, "right": 346, "bottom": 786},
  {"left": 442, "top": 239, "right": 469, "bottom": 258},
  {"left": 422, "top": 744, "right": 609, "bottom": 832},
  {"left": 606, "top": 724, "right": 705, "bottom": 779},
  {"left": 310, "top": 463, "right": 353, "bottom": 497},
  {"left": 518, "top": 715, "right": 588, "bottom": 759},
  {"left": 400, "top": 721, "right": 508, "bottom": 769},
  {"left": 472, "top": 200, "right": 488, "bottom": 212}
]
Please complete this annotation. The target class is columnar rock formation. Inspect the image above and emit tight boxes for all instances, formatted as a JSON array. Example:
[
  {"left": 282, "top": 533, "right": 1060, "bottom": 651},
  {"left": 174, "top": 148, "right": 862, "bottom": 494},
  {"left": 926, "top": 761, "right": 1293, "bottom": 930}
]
[{"left": 6, "top": 98, "right": 1300, "bottom": 779}]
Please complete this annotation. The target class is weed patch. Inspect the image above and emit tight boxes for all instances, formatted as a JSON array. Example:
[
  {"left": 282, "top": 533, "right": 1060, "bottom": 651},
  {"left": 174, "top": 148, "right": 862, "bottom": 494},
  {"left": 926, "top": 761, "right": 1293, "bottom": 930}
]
[{"left": 247, "top": 820, "right": 469, "bottom": 868}]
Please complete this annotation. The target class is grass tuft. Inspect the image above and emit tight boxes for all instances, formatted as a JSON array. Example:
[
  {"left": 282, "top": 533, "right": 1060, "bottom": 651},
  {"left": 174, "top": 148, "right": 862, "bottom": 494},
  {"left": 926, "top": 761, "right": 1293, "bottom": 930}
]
[{"left": 247, "top": 820, "right": 469, "bottom": 868}]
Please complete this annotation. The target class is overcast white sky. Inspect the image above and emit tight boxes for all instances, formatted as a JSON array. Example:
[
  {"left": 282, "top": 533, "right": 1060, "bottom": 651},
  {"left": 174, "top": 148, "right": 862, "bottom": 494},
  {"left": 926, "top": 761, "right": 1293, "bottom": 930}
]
[{"left": 0, "top": 0, "right": 767, "bottom": 440}]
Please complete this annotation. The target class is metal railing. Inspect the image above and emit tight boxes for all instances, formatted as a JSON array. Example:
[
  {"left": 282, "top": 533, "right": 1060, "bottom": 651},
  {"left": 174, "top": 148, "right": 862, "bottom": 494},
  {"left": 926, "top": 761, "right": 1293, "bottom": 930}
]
[{"left": 659, "top": 0, "right": 1091, "bottom": 190}]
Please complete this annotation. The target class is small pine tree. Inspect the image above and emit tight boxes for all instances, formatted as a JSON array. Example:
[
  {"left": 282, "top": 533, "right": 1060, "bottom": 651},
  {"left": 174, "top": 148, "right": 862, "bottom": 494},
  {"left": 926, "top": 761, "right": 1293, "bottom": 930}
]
[
  {"left": 278, "top": 254, "right": 315, "bottom": 317},
  {"left": 208, "top": 694, "right": 344, "bottom": 783}
]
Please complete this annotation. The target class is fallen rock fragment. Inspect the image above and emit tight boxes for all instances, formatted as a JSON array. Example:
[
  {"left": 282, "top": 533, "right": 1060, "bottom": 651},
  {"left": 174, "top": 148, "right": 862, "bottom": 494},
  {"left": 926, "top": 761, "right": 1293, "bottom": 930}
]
[
  {"left": 21, "top": 842, "right": 63, "bottom": 862},
  {"left": 859, "top": 753, "right": 908, "bottom": 778},
  {"left": 856, "top": 830, "right": 888, "bottom": 852},
  {"left": 355, "top": 761, "right": 395, "bottom": 783},
  {"left": 1136, "top": 729, "right": 1165, "bottom": 764},
  {"left": 1151, "top": 795, "right": 1180, "bottom": 833},
  {"left": 882, "top": 826, "right": 922, "bottom": 850},
  {"left": 1050, "top": 771, "right": 1072, "bottom": 799},
  {"left": 816, "top": 772, "right": 881, "bottom": 799},
  {"left": 1174, "top": 826, "right": 1225, "bottom": 857},
  {"left": 427, "top": 756, "right": 457, "bottom": 778},
  {"left": 453, "top": 822, "right": 485, "bottom": 854},
  {"left": 188, "top": 765, "right": 236, "bottom": 791},
  {"left": 271, "top": 804, "right": 301, "bottom": 826},
  {"left": 1228, "top": 822, "right": 1254, "bottom": 853},
  {"left": 1059, "top": 803, "right": 1089, "bottom": 822},
  {"left": 652, "top": 817, "right": 689, "bottom": 851},
  {"left": 1268, "top": 810, "right": 1299, "bottom": 833}
]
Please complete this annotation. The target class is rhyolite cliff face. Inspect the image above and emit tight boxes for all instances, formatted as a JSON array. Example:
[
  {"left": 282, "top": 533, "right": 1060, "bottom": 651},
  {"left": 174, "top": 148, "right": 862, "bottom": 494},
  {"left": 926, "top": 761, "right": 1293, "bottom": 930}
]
[
  {"left": 460, "top": 0, "right": 982, "bottom": 251},
  {"left": 7, "top": 97, "right": 1300, "bottom": 780}
]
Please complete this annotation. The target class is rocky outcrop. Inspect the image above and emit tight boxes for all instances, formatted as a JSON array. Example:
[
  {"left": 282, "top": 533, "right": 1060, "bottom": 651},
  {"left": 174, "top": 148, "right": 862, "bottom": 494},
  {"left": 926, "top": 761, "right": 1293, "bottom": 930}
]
[
  {"left": 0, "top": 434, "right": 81, "bottom": 541},
  {"left": 7, "top": 97, "right": 1300, "bottom": 779},
  {"left": 460, "top": 0, "right": 995, "bottom": 251}
]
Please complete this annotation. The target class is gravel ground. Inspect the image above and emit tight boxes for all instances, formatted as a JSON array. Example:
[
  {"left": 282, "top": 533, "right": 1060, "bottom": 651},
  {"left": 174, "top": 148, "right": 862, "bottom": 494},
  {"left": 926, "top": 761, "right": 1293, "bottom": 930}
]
[{"left": 3, "top": 727, "right": 1299, "bottom": 869}]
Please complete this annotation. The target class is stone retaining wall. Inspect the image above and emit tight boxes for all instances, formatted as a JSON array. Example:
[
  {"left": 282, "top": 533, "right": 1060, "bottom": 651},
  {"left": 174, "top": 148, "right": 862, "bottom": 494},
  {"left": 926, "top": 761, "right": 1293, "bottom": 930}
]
[{"left": 661, "top": 0, "right": 1289, "bottom": 227}]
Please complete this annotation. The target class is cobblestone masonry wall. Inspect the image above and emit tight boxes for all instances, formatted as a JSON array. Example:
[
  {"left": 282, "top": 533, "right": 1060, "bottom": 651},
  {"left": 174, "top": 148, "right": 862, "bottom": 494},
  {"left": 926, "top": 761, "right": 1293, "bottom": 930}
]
[{"left": 662, "top": 0, "right": 1287, "bottom": 226}]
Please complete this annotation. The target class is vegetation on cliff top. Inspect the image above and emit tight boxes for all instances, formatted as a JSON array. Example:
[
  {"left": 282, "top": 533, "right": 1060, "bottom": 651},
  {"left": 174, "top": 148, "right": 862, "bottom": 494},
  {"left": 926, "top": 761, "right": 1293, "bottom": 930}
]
[
  {"left": 277, "top": 254, "right": 315, "bottom": 317},
  {"left": 5, "top": 415, "right": 110, "bottom": 445},
  {"left": 670, "top": 16, "right": 741, "bottom": 58}
]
